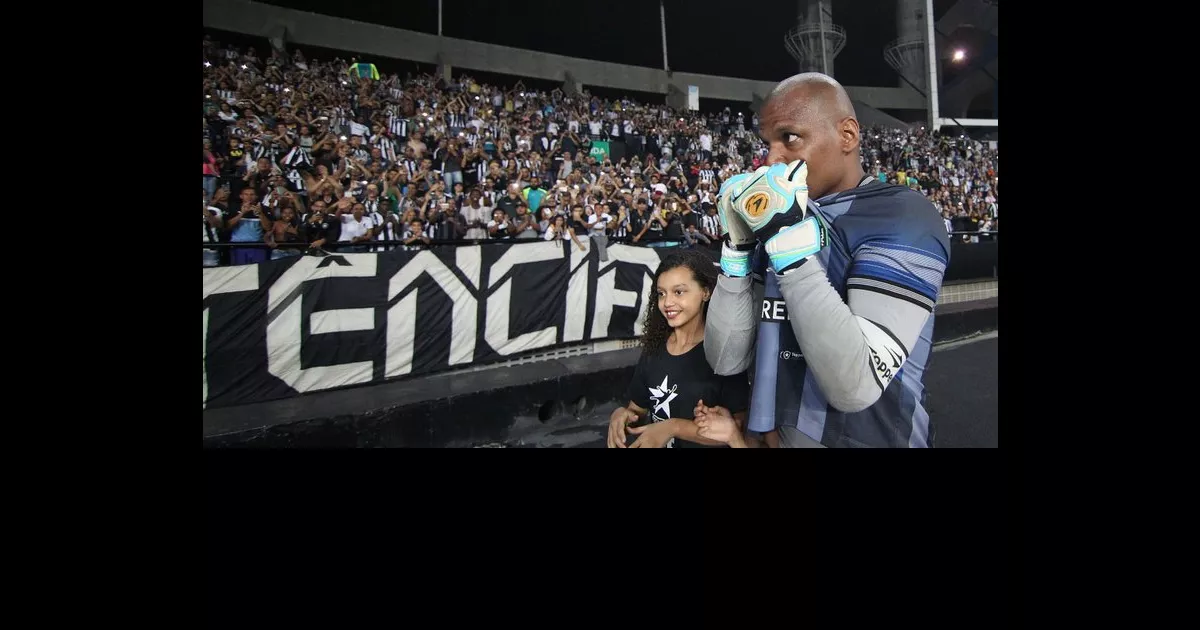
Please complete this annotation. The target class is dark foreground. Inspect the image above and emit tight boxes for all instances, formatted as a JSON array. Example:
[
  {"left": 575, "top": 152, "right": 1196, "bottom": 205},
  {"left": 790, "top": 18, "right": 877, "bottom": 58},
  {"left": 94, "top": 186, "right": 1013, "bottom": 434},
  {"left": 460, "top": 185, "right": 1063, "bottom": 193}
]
[{"left": 203, "top": 304, "right": 999, "bottom": 448}]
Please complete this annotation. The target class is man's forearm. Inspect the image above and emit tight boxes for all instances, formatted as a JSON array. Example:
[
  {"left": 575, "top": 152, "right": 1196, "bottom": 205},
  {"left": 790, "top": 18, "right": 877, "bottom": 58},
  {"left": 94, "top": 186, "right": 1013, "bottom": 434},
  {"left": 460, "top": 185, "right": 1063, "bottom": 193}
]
[
  {"left": 704, "top": 274, "right": 757, "bottom": 376},
  {"left": 776, "top": 258, "right": 912, "bottom": 413}
]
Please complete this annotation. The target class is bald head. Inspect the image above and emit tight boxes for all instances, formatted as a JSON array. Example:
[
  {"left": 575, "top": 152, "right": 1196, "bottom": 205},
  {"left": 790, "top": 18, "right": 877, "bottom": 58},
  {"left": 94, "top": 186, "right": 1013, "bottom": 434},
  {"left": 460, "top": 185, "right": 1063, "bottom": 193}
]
[
  {"left": 767, "top": 73, "right": 857, "bottom": 128},
  {"left": 758, "top": 72, "right": 864, "bottom": 199}
]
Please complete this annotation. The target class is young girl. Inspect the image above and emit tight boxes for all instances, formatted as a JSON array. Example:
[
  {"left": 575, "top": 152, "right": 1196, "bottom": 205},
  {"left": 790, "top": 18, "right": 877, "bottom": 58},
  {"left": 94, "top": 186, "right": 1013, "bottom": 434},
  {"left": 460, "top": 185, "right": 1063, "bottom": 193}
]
[{"left": 607, "top": 249, "right": 750, "bottom": 448}]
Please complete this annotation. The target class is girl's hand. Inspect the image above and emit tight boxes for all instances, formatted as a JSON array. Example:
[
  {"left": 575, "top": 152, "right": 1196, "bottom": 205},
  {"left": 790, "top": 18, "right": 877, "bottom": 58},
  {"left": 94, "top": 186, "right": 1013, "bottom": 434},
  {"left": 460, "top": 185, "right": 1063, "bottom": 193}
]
[
  {"left": 694, "top": 399, "right": 741, "bottom": 446},
  {"left": 607, "top": 407, "right": 639, "bottom": 449},
  {"left": 628, "top": 420, "right": 675, "bottom": 448}
]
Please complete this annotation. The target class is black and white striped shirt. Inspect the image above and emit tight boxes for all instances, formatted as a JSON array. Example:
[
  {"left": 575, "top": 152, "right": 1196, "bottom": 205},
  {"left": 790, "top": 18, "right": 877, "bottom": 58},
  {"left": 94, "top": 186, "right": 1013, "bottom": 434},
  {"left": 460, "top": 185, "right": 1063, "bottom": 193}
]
[
  {"left": 448, "top": 113, "right": 465, "bottom": 128},
  {"left": 611, "top": 213, "right": 629, "bottom": 239},
  {"left": 465, "top": 131, "right": 479, "bottom": 146},
  {"left": 388, "top": 115, "right": 408, "bottom": 138},
  {"left": 698, "top": 168, "right": 716, "bottom": 184},
  {"left": 701, "top": 213, "right": 720, "bottom": 238},
  {"left": 402, "top": 159, "right": 419, "bottom": 175},
  {"left": 250, "top": 141, "right": 281, "bottom": 165},
  {"left": 285, "top": 167, "right": 307, "bottom": 193},
  {"left": 367, "top": 211, "right": 397, "bottom": 250},
  {"left": 376, "top": 214, "right": 400, "bottom": 243},
  {"left": 203, "top": 206, "right": 222, "bottom": 244},
  {"left": 331, "top": 108, "right": 348, "bottom": 133},
  {"left": 469, "top": 159, "right": 486, "bottom": 184}
]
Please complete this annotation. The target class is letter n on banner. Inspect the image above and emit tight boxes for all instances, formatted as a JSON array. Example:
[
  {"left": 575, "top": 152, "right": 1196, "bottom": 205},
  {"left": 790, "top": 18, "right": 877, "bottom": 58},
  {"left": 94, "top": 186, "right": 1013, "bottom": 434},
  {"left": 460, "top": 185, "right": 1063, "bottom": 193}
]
[{"left": 386, "top": 247, "right": 481, "bottom": 378}]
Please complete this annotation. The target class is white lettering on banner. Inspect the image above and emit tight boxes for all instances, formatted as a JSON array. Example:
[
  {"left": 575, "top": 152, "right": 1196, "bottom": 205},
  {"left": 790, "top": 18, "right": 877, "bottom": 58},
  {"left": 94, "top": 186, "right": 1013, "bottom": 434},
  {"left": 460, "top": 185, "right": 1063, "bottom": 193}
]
[
  {"left": 564, "top": 239, "right": 590, "bottom": 343},
  {"left": 310, "top": 308, "right": 375, "bottom": 334},
  {"left": 203, "top": 265, "right": 259, "bottom": 409},
  {"left": 386, "top": 249, "right": 480, "bottom": 377},
  {"left": 267, "top": 255, "right": 378, "bottom": 393},
  {"left": 203, "top": 241, "right": 711, "bottom": 408},
  {"left": 486, "top": 241, "right": 563, "bottom": 355},
  {"left": 591, "top": 245, "right": 661, "bottom": 339}
]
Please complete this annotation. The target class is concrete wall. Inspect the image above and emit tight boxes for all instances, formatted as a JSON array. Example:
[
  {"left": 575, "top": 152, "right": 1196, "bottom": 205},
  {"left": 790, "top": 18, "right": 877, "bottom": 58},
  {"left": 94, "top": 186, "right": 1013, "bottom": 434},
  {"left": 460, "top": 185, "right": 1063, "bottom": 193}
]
[{"left": 203, "top": 0, "right": 927, "bottom": 110}]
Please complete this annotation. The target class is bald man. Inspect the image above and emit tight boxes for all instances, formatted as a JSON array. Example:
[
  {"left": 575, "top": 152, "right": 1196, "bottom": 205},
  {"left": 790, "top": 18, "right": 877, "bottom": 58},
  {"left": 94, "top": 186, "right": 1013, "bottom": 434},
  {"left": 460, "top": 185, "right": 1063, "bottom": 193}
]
[{"left": 697, "top": 73, "right": 950, "bottom": 448}]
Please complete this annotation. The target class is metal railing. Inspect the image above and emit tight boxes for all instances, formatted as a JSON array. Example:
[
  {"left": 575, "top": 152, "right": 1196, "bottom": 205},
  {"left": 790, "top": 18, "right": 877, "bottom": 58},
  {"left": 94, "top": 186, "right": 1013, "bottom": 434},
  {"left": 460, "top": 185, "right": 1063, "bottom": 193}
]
[{"left": 203, "top": 232, "right": 997, "bottom": 251}]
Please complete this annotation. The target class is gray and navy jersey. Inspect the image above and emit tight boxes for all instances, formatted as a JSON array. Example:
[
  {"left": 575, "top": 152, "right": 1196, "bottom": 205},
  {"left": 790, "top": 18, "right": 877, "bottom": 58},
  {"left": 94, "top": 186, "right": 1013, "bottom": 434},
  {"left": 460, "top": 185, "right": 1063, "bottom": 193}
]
[{"left": 705, "top": 180, "right": 950, "bottom": 447}]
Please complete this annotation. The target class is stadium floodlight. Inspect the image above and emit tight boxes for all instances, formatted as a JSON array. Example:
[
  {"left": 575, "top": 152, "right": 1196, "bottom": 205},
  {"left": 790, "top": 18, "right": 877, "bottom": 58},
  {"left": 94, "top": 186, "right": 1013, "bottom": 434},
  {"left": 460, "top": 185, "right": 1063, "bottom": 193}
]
[
  {"left": 241, "top": 64, "right": 248, "bottom": 70},
  {"left": 284, "top": 87, "right": 290, "bottom": 92},
  {"left": 204, "top": 61, "right": 211, "bottom": 68},
  {"left": 953, "top": 49, "right": 965, "bottom": 62}
]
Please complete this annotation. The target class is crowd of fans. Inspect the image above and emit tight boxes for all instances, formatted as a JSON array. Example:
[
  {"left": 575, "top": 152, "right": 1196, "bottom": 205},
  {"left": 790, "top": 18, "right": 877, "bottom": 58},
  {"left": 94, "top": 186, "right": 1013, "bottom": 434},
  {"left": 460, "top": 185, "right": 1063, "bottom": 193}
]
[{"left": 202, "top": 35, "right": 999, "bottom": 267}]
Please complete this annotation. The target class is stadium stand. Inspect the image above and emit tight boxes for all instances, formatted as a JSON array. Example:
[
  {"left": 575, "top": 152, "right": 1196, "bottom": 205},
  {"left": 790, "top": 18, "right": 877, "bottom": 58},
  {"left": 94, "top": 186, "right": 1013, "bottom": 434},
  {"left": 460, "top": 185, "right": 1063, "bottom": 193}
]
[{"left": 202, "top": 35, "right": 998, "bottom": 266}]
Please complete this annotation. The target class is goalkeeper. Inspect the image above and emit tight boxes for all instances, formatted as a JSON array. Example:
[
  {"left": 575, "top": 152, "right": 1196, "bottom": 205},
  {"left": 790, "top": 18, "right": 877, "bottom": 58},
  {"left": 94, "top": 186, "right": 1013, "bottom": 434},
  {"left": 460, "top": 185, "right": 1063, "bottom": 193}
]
[{"left": 693, "top": 73, "right": 950, "bottom": 448}]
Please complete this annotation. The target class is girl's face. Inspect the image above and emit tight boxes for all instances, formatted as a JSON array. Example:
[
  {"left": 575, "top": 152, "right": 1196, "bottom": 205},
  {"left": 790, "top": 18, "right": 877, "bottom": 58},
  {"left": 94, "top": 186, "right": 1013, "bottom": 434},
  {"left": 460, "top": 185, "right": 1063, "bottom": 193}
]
[{"left": 656, "top": 266, "right": 708, "bottom": 330}]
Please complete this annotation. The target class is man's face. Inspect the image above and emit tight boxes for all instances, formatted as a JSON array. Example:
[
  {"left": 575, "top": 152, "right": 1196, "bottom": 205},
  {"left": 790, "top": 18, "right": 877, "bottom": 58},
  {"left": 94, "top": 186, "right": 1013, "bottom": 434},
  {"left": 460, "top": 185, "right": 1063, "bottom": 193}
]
[
  {"left": 493, "top": 210, "right": 506, "bottom": 223},
  {"left": 240, "top": 188, "right": 257, "bottom": 205},
  {"left": 758, "top": 86, "right": 855, "bottom": 200},
  {"left": 410, "top": 220, "right": 423, "bottom": 234}
]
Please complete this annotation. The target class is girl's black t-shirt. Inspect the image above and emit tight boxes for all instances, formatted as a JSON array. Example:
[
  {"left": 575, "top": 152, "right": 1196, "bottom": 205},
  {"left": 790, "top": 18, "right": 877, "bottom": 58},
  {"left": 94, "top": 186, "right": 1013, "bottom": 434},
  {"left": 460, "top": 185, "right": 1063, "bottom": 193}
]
[{"left": 623, "top": 341, "right": 750, "bottom": 448}]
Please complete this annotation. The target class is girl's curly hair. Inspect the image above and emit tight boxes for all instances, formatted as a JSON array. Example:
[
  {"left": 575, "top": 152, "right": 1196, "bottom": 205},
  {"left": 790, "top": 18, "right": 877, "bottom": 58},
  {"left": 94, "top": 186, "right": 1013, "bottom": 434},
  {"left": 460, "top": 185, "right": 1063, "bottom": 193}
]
[{"left": 640, "top": 248, "right": 718, "bottom": 356}]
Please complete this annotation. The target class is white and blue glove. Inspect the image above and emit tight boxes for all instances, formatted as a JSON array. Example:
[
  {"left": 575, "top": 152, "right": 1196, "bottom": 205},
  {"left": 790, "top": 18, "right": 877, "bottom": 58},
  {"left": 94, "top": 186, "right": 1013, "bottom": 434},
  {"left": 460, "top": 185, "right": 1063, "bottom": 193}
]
[
  {"left": 716, "top": 171, "right": 757, "bottom": 277},
  {"left": 719, "top": 159, "right": 825, "bottom": 274}
]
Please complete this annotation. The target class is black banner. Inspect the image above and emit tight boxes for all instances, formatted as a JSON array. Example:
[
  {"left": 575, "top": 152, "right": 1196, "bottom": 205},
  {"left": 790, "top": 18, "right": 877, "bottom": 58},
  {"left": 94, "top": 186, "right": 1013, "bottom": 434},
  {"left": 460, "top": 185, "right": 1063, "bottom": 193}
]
[
  {"left": 946, "top": 240, "right": 998, "bottom": 282},
  {"left": 203, "top": 240, "right": 700, "bottom": 409}
]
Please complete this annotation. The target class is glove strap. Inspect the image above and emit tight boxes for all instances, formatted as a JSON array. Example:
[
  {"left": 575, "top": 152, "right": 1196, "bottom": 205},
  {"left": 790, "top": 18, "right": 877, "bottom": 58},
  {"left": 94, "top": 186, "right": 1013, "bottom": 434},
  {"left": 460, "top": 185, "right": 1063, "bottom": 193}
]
[
  {"left": 764, "top": 216, "right": 825, "bottom": 274},
  {"left": 720, "top": 239, "right": 754, "bottom": 277}
]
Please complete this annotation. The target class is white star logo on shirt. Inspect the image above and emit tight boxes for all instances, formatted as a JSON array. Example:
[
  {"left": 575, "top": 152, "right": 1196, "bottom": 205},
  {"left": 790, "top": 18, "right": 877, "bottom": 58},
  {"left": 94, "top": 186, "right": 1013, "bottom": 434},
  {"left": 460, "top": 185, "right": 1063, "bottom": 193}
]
[{"left": 648, "top": 375, "right": 679, "bottom": 421}]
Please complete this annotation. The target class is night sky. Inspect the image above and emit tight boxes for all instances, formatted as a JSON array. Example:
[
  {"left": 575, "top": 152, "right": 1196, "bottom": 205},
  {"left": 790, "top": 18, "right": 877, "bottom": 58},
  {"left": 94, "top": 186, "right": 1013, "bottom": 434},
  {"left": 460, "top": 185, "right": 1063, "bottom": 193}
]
[{"left": 249, "top": 0, "right": 989, "bottom": 113}]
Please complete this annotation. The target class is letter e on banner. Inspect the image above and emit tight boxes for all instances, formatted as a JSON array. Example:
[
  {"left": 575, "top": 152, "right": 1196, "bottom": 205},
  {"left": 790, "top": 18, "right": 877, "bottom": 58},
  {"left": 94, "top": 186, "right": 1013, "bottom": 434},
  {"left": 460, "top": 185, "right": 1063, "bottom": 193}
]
[{"left": 267, "top": 255, "right": 378, "bottom": 393}]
